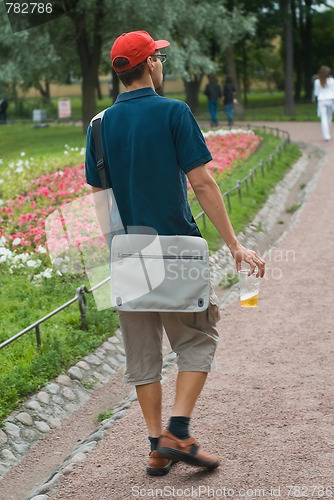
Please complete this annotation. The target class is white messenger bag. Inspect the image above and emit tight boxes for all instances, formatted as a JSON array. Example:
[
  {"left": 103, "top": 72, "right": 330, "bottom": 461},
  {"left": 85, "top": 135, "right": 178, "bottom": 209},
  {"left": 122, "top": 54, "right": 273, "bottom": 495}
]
[{"left": 110, "top": 233, "right": 210, "bottom": 312}]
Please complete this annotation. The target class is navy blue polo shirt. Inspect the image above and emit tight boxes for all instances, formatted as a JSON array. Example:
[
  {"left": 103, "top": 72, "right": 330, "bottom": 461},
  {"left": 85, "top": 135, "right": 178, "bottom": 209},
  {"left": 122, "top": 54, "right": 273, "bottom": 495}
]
[{"left": 85, "top": 87, "right": 212, "bottom": 236}]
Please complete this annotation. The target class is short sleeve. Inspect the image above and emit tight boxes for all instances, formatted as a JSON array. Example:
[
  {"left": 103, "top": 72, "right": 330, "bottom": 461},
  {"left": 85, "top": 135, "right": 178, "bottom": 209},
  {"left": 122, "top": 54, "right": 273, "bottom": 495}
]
[
  {"left": 85, "top": 125, "right": 103, "bottom": 188},
  {"left": 172, "top": 104, "right": 212, "bottom": 174}
]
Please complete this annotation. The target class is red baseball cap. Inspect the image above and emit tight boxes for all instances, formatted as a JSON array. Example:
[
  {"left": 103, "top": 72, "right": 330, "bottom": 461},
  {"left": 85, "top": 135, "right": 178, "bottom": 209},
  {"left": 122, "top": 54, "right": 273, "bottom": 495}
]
[{"left": 111, "top": 31, "right": 170, "bottom": 73}]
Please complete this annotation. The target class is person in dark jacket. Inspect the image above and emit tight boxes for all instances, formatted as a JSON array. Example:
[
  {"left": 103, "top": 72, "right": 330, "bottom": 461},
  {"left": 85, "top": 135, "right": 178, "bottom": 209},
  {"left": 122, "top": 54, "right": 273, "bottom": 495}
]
[
  {"left": 221, "top": 76, "right": 236, "bottom": 126},
  {"left": 204, "top": 75, "right": 221, "bottom": 127}
]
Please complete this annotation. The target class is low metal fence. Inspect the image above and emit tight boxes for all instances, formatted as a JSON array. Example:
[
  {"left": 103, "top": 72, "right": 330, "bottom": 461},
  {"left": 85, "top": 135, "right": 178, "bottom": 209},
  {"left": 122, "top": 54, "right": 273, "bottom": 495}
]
[
  {"left": 194, "top": 124, "right": 290, "bottom": 223},
  {"left": 0, "top": 124, "right": 289, "bottom": 351}
]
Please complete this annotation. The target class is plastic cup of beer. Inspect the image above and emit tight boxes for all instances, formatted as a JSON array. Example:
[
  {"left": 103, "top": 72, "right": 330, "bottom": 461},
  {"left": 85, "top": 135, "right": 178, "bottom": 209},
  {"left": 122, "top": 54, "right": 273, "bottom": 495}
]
[{"left": 239, "top": 269, "right": 260, "bottom": 308}]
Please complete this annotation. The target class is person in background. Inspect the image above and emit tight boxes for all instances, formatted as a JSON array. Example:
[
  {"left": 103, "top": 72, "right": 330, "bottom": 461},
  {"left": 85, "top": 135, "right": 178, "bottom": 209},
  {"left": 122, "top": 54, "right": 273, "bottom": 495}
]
[
  {"left": 0, "top": 97, "right": 8, "bottom": 124},
  {"left": 313, "top": 66, "right": 334, "bottom": 141},
  {"left": 204, "top": 75, "right": 221, "bottom": 127},
  {"left": 221, "top": 75, "right": 236, "bottom": 127}
]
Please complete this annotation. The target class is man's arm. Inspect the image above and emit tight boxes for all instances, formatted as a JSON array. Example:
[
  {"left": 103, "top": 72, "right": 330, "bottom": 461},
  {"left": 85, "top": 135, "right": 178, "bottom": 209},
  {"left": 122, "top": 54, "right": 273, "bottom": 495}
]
[{"left": 187, "top": 165, "right": 265, "bottom": 277}]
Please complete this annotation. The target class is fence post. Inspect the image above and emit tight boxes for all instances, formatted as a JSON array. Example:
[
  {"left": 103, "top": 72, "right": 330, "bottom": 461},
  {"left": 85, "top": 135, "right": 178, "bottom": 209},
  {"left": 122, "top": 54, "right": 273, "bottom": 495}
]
[
  {"left": 237, "top": 180, "right": 242, "bottom": 199},
  {"left": 249, "top": 169, "right": 254, "bottom": 186},
  {"left": 224, "top": 193, "right": 232, "bottom": 213},
  {"left": 270, "top": 154, "right": 274, "bottom": 167},
  {"left": 260, "top": 159, "right": 265, "bottom": 177},
  {"left": 201, "top": 212, "right": 206, "bottom": 228},
  {"left": 35, "top": 325, "right": 41, "bottom": 350},
  {"left": 78, "top": 286, "right": 88, "bottom": 331}
]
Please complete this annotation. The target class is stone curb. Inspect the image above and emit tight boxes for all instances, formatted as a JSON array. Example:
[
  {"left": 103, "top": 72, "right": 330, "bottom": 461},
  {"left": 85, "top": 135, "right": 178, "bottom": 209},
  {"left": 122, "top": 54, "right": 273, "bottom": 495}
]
[
  {"left": 0, "top": 329, "right": 125, "bottom": 480},
  {"left": 25, "top": 352, "right": 177, "bottom": 500}
]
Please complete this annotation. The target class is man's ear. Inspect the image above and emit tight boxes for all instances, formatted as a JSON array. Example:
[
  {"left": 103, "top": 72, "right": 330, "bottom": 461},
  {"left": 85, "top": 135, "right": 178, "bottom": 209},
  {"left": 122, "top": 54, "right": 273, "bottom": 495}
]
[{"left": 146, "top": 56, "right": 155, "bottom": 72}]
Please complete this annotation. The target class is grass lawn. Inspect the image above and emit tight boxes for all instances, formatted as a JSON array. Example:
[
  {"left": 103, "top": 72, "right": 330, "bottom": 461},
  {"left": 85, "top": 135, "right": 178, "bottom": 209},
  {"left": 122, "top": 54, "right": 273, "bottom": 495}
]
[
  {"left": 0, "top": 270, "right": 119, "bottom": 425},
  {"left": 0, "top": 123, "right": 300, "bottom": 426},
  {"left": 192, "top": 132, "right": 301, "bottom": 251}
]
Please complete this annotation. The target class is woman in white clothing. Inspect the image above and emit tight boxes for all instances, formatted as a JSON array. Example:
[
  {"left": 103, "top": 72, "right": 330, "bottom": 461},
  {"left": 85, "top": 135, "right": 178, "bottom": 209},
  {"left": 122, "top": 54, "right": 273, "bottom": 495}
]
[{"left": 313, "top": 66, "right": 334, "bottom": 141}]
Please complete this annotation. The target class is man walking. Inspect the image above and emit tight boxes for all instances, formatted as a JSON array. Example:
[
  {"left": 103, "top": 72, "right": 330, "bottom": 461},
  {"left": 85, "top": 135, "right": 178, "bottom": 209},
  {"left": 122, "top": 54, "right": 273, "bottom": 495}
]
[
  {"left": 204, "top": 75, "right": 222, "bottom": 127},
  {"left": 85, "top": 31, "right": 265, "bottom": 476}
]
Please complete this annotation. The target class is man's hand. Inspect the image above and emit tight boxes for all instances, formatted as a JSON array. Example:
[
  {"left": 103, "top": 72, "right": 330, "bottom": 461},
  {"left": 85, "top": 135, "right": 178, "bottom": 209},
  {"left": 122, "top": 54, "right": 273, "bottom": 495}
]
[{"left": 228, "top": 241, "right": 265, "bottom": 278}]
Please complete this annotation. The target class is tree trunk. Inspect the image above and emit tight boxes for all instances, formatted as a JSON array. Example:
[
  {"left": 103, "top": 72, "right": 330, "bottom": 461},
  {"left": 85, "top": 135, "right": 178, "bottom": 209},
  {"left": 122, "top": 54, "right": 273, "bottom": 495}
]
[
  {"left": 67, "top": 3, "right": 103, "bottom": 133},
  {"left": 35, "top": 79, "right": 51, "bottom": 104},
  {"left": 183, "top": 76, "right": 202, "bottom": 114},
  {"left": 291, "top": 0, "right": 302, "bottom": 101},
  {"left": 225, "top": 45, "right": 244, "bottom": 115},
  {"left": 96, "top": 74, "right": 102, "bottom": 100},
  {"left": 282, "top": 0, "right": 295, "bottom": 115},
  {"left": 303, "top": 0, "right": 313, "bottom": 100},
  {"left": 241, "top": 40, "right": 248, "bottom": 108}
]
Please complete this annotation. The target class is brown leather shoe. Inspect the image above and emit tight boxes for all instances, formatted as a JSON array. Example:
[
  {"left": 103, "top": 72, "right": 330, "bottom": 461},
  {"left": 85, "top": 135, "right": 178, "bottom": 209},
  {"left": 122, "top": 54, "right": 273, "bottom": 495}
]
[
  {"left": 146, "top": 450, "right": 173, "bottom": 476},
  {"left": 157, "top": 430, "right": 220, "bottom": 469}
]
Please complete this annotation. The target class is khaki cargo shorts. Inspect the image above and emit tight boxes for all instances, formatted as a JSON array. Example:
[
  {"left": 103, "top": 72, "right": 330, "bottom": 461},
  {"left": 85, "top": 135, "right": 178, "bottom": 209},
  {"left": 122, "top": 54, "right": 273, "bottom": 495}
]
[{"left": 117, "top": 291, "right": 220, "bottom": 386}]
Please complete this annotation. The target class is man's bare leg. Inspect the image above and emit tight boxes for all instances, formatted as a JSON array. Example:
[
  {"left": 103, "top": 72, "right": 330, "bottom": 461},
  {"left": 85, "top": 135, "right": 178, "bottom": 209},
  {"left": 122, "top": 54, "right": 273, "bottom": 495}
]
[
  {"left": 136, "top": 381, "right": 163, "bottom": 438},
  {"left": 172, "top": 371, "right": 207, "bottom": 416},
  {"left": 136, "top": 372, "right": 207, "bottom": 437}
]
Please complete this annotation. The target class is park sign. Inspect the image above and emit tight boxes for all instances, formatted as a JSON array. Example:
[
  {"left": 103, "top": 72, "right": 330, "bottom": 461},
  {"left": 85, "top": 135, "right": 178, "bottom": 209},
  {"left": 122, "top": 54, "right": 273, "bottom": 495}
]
[
  {"left": 5, "top": 0, "right": 79, "bottom": 33},
  {"left": 58, "top": 99, "right": 71, "bottom": 119}
]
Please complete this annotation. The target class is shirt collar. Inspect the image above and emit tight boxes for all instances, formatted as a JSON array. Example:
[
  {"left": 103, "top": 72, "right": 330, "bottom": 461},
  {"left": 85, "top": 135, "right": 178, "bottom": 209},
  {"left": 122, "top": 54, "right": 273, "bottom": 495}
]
[{"left": 115, "top": 87, "right": 157, "bottom": 103}]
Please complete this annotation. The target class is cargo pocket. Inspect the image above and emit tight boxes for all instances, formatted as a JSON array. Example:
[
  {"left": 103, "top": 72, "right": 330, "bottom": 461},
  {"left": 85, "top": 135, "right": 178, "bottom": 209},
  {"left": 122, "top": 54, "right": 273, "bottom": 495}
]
[{"left": 207, "top": 290, "right": 221, "bottom": 325}]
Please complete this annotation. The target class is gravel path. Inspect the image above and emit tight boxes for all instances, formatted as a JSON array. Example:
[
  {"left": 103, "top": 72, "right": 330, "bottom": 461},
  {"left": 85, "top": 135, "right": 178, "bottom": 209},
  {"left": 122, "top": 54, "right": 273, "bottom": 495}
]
[
  {"left": 49, "top": 122, "right": 334, "bottom": 500},
  {"left": 3, "top": 121, "right": 334, "bottom": 500}
]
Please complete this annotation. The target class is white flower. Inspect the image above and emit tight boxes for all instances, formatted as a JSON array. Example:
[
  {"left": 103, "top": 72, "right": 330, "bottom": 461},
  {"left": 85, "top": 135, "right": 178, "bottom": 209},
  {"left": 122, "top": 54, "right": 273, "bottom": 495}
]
[
  {"left": 26, "top": 259, "right": 41, "bottom": 268},
  {"left": 64, "top": 151, "right": 68, "bottom": 155},
  {"left": 34, "top": 268, "right": 53, "bottom": 280},
  {"left": 57, "top": 270, "right": 63, "bottom": 276},
  {"left": 20, "top": 152, "right": 26, "bottom": 156},
  {"left": 0, "top": 179, "right": 4, "bottom": 184},
  {"left": 16, "top": 160, "right": 23, "bottom": 167},
  {"left": 17, "top": 253, "right": 30, "bottom": 263},
  {"left": 64, "top": 144, "right": 69, "bottom": 149},
  {"left": 15, "top": 167, "right": 24, "bottom": 174},
  {"left": 43, "top": 268, "right": 53, "bottom": 278},
  {"left": 12, "top": 237, "right": 21, "bottom": 246},
  {"left": 80, "top": 148, "right": 86, "bottom": 156},
  {"left": 36, "top": 245, "right": 47, "bottom": 254},
  {"left": 0, "top": 236, "right": 6, "bottom": 247},
  {"left": 0, "top": 199, "right": 4, "bottom": 205},
  {"left": 9, "top": 162, "right": 15, "bottom": 169},
  {"left": 0, "top": 159, "right": 3, "bottom": 164},
  {"left": 0, "top": 247, "right": 12, "bottom": 256}
]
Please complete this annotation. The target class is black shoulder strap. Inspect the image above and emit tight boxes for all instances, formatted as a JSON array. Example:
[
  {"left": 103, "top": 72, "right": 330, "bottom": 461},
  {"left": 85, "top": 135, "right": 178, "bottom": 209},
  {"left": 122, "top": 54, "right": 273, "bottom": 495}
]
[{"left": 92, "top": 117, "right": 110, "bottom": 190}]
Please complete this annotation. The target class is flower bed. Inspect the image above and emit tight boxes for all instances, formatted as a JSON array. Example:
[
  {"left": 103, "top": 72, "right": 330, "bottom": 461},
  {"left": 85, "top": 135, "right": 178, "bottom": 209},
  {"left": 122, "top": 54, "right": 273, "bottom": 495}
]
[{"left": 0, "top": 130, "right": 261, "bottom": 278}]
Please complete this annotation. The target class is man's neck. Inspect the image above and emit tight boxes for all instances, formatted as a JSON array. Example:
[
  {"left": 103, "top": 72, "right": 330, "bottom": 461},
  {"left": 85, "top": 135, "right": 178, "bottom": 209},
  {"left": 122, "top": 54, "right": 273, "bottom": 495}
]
[{"left": 126, "top": 76, "right": 154, "bottom": 92}]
